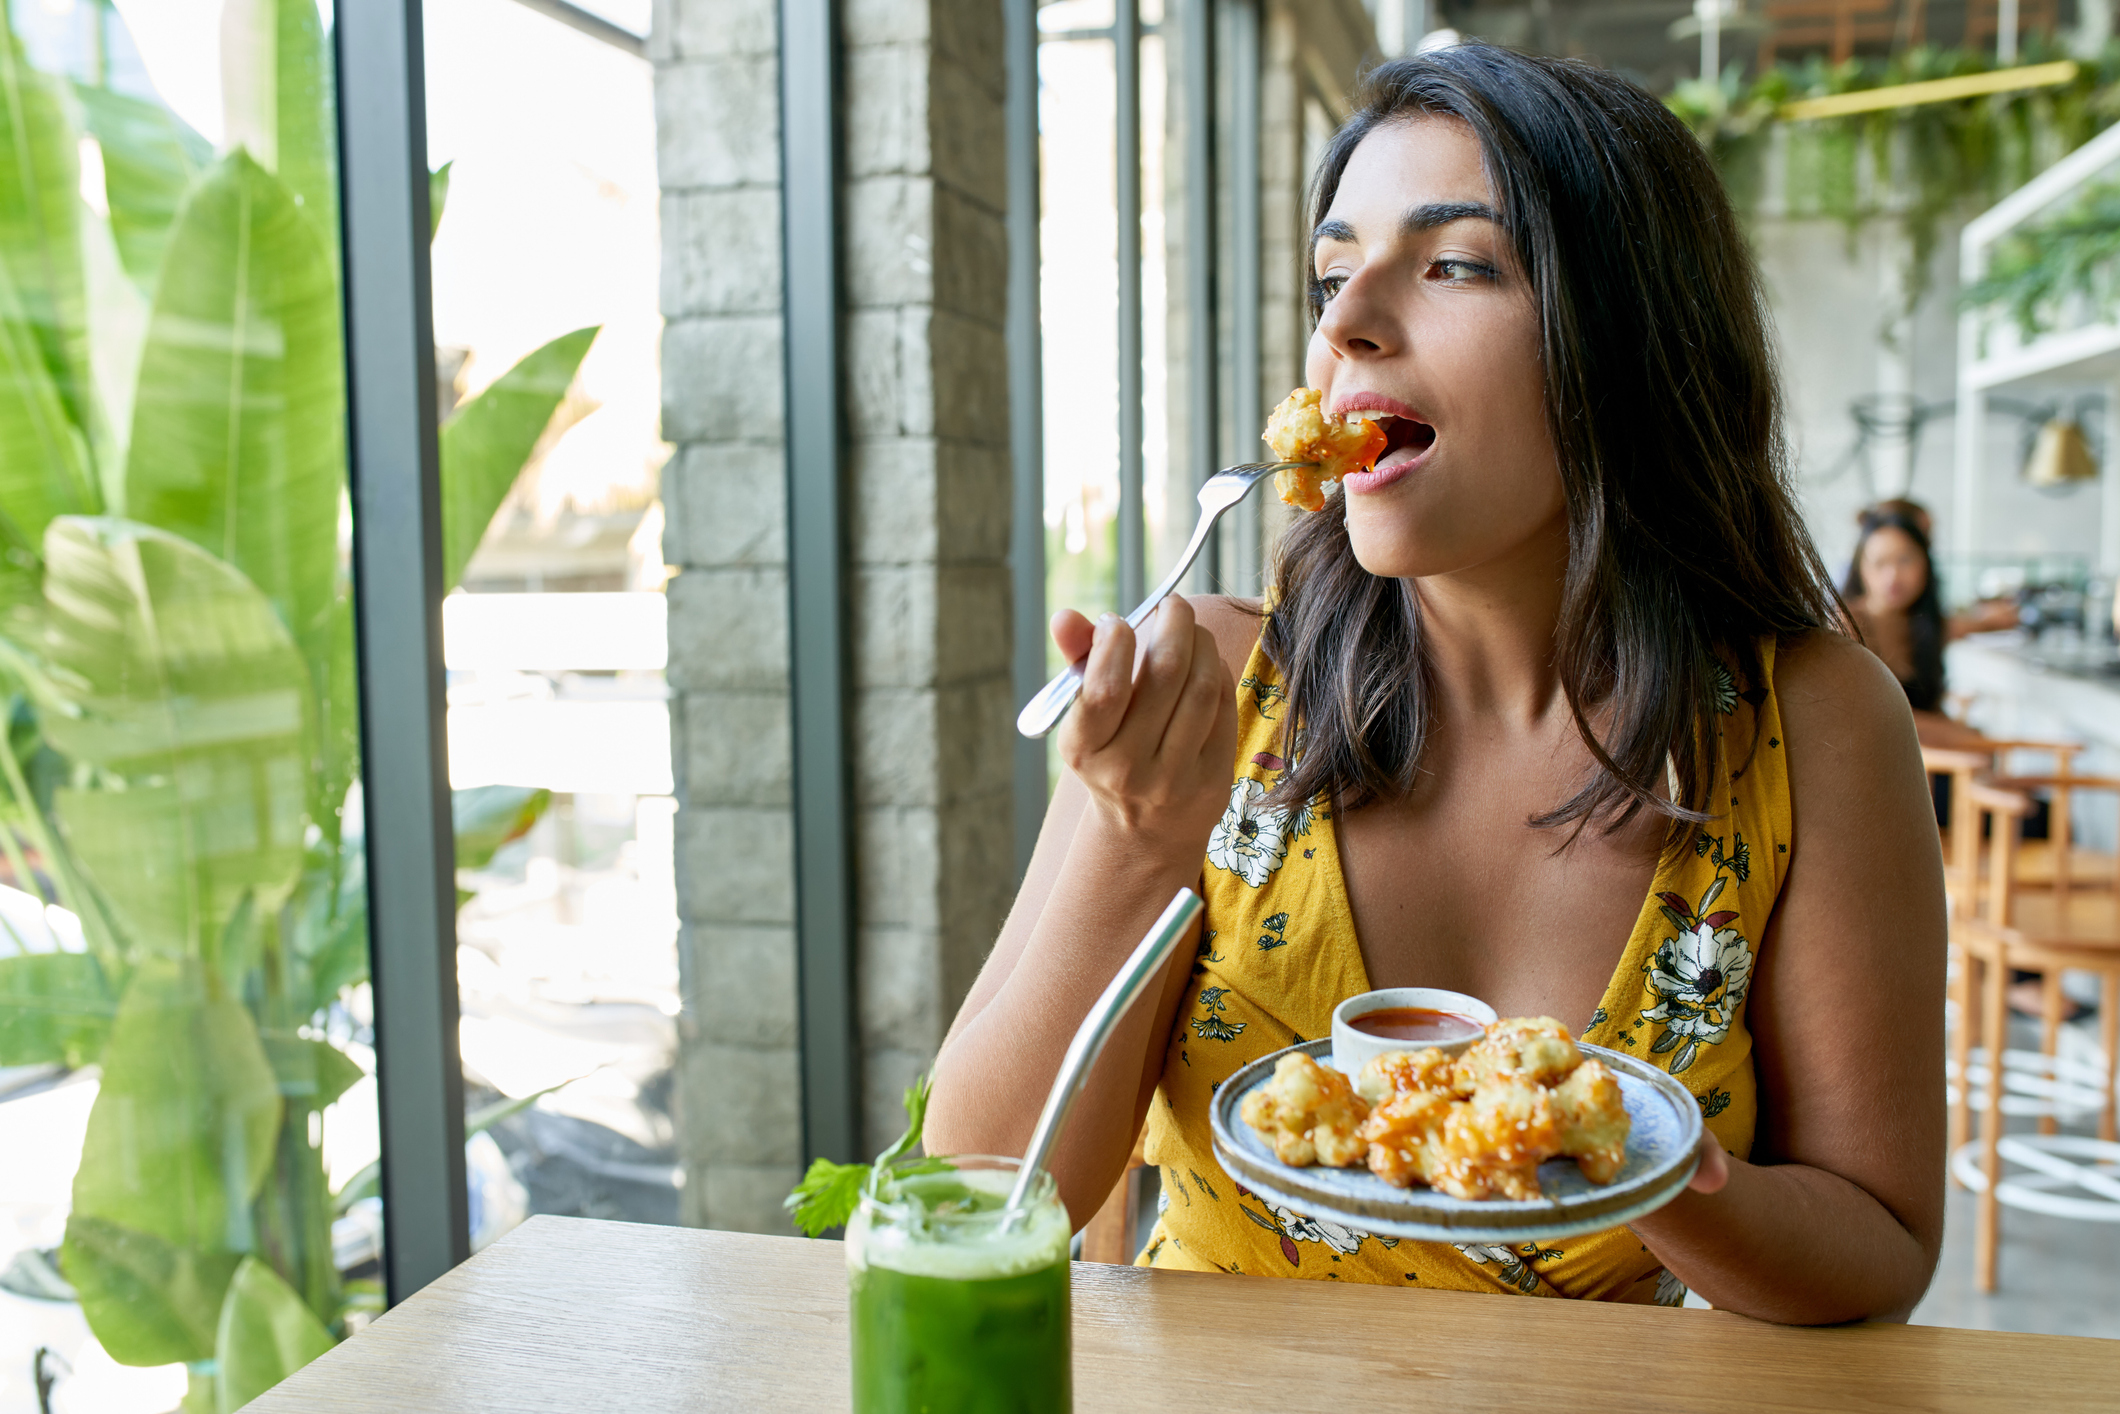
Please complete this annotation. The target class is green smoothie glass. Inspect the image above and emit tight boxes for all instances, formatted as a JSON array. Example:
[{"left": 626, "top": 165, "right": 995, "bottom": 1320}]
[{"left": 845, "top": 1155, "right": 1071, "bottom": 1413}]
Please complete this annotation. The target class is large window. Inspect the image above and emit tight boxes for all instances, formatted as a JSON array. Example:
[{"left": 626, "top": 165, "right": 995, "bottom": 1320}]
[{"left": 424, "top": 0, "right": 675, "bottom": 1242}]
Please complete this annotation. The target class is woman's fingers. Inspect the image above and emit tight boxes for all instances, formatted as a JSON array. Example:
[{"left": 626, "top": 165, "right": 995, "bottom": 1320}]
[
  {"left": 1065, "top": 612, "right": 1136, "bottom": 755},
  {"left": 1104, "top": 596, "right": 1200, "bottom": 759},
  {"left": 1050, "top": 608, "right": 1095, "bottom": 666},
  {"left": 1157, "top": 620, "right": 1233, "bottom": 764},
  {"left": 1687, "top": 1132, "right": 1730, "bottom": 1194}
]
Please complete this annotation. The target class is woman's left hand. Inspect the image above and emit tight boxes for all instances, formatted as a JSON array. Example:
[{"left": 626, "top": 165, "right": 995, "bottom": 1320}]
[{"left": 1687, "top": 1132, "right": 1729, "bottom": 1194}]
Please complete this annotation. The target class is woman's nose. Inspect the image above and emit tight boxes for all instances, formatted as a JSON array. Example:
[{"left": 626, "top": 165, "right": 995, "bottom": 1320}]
[{"left": 1315, "top": 269, "right": 1402, "bottom": 362}]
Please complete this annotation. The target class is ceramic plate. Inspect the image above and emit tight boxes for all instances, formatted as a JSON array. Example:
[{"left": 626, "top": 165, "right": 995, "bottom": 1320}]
[{"left": 1210, "top": 1038, "right": 1703, "bottom": 1243}]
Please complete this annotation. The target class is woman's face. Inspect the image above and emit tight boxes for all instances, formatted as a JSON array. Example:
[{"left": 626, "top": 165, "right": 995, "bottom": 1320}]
[
  {"left": 1857, "top": 526, "right": 1929, "bottom": 613},
  {"left": 1305, "top": 116, "right": 1561, "bottom": 581}
]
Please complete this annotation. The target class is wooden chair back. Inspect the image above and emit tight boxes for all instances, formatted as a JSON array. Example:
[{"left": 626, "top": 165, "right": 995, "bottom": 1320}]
[
  {"left": 1923, "top": 745, "right": 1988, "bottom": 918},
  {"left": 1988, "top": 770, "right": 2120, "bottom": 901},
  {"left": 1963, "top": 0, "right": 2058, "bottom": 50},
  {"left": 1760, "top": 0, "right": 1907, "bottom": 65}
]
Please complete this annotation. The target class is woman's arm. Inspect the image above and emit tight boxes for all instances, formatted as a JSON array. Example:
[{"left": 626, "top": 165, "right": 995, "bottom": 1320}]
[
  {"left": 1629, "top": 630, "right": 1947, "bottom": 1324},
  {"left": 924, "top": 595, "right": 1255, "bottom": 1227}
]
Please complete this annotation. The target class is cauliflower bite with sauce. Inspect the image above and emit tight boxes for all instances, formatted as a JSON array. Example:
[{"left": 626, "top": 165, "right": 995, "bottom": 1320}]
[
  {"left": 1452, "top": 1016, "right": 1583, "bottom": 1094},
  {"left": 1433, "top": 1078, "right": 1563, "bottom": 1201},
  {"left": 1354, "top": 1047, "right": 1459, "bottom": 1107},
  {"left": 1239, "top": 1052, "right": 1370, "bottom": 1167},
  {"left": 1552, "top": 1057, "right": 1630, "bottom": 1184},
  {"left": 1358, "top": 1089, "right": 1455, "bottom": 1189},
  {"left": 1262, "top": 387, "right": 1386, "bottom": 511}
]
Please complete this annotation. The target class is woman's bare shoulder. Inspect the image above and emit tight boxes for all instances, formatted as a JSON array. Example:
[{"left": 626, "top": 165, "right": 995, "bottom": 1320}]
[
  {"left": 1773, "top": 627, "right": 1908, "bottom": 725},
  {"left": 1770, "top": 628, "right": 1923, "bottom": 800},
  {"left": 1189, "top": 594, "right": 1266, "bottom": 680}
]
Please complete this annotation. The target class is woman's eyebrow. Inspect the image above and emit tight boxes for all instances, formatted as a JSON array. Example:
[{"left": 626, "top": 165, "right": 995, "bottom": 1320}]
[
  {"left": 1311, "top": 201, "right": 1499, "bottom": 248},
  {"left": 1403, "top": 200, "right": 1498, "bottom": 231}
]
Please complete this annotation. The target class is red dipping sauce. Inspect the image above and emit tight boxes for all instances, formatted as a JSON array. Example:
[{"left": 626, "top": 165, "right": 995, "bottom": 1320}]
[{"left": 1348, "top": 1007, "right": 1483, "bottom": 1044}]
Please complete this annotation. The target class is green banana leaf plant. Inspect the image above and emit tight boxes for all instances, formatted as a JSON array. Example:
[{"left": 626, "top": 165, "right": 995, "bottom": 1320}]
[{"left": 0, "top": 4, "right": 598, "bottom": 1409}]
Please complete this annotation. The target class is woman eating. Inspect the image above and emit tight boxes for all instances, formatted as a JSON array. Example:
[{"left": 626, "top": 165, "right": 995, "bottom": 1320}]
[{"left": 926, "top": 46, "right": 1946, "bottom": 1324}]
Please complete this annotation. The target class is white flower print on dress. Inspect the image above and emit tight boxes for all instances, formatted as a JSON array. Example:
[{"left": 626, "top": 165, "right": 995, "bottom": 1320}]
[
  {"left": 1452, "top": 1242, "right": 1544, "bottom": 1294},
  {"left": 1207, "top": 778, "right": 1292, "bottom": 887},
  {"left": 1641, "top": 919, "right": 1755, "bottom": 1074},
  {"left": 1271, "top": 1203, "right": 1365, "bottom": 1255}
]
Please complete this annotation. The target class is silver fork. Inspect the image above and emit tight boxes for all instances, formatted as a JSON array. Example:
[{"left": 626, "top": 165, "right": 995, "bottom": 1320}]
[{"left": 1015, "top": 461, "right": 1304, "bottom": 739}]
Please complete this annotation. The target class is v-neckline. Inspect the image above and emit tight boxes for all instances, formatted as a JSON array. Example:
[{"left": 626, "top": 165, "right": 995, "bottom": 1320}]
[{"left": 1311, "top": 790, "right": 1685, "bottom": 1040}]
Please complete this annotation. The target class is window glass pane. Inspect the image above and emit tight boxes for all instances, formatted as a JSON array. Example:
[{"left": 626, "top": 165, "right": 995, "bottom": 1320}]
[
  {"left": 0, "top": 0, "right": 378, "bottom": 1409},
  {"left": 423, "top": 0, "right": 677, "bottom": 1241}
]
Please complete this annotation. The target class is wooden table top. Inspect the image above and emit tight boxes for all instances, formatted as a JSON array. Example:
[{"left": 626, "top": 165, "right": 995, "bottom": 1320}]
[{"left": 249, "top": 1215, "right": 2118, "bottom": 1412}]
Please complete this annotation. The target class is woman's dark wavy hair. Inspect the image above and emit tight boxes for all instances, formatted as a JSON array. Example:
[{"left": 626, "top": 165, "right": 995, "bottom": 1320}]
[
  {"left": 1260, "top": 45, "right": 1842, "bottom": 842},
  {"left": 1843, "top": 508, "right": 1946, "bottom": 712}
]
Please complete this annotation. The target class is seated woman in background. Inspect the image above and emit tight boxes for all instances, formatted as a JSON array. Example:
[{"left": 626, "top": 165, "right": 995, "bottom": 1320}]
[{"left": 1840, "top": 505, "right": 1989, "bottom": 751}]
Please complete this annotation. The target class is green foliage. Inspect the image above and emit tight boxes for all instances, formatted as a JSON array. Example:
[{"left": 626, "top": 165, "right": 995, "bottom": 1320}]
[
  {"left": 0, "top": 950, "right": 112, "bottom": 1065},
  {"left": 72, "top": 84, "right": 212, "bottom": 293},
  {"left": 1670, "top": 41, "right": 2120, "bottom": 313},
  {"left": 124, "top": 151, "right": 344, "bottom": 667},
  {"left": 0, "top": 2, "right": 595, "bottom": 1403},
  {"left": 454, "top": 784, "right": 554, "bottom": 871},
  {"left": 440, "top": 326, "right": 598, "bottom": 588},
  {"left": 1961, "top": 178, "right": 2120, "bottom": 335},
  {"left": 213, "top": 1257, "right": 335, "bottom": 1414},
  {"left": 786, "top": 1074, "right": 952, "bottom": 1237}
]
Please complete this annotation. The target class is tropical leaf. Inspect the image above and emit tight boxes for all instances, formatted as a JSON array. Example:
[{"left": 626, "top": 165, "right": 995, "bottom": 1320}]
[
  {"left": 0, "top": 33, "right": 100, "bottom": 454},
  {"left": 0, "top": 258, "right": 94, "bottom": 593},
  {"left": 59, "top": 1215, "right": 239, "bottom": 1367},
  {"left": 218, "top": 0, "right": 337, "bottom": 248},
  {"left": 0, "top": 950, "right": 113, "bottom": 1066},
  {"left": 213, "top": 1255, "right": 334, "bottom": 1412},
  {"left": 261, "top": 1032, "right": 363, "bottom": 1109},
  {"left": 440, "top": 326, "right": 598, "bottom": 589},
  {"left": 72, "top": 83, "right": 212, "bottom": 294},
  {"left": 454, "top": 784, "right": 551, "bottom": 871},
  {"left": 63, "top": 959, "right": 283, "bottom": 1363},
  {"left": 431, "top": 160, "right": 451, "bottom": 240},
  {"left": 124, "top": 150, "right": 343, "bottom": 668},
  {"left": 36, "top": 518, "right": 312, "bottom": 965}
]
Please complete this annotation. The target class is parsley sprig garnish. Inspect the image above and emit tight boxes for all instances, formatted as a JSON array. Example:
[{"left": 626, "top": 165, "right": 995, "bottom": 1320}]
[{"left": 784, "top": 1073, "right": 953, "bottom": 1237}]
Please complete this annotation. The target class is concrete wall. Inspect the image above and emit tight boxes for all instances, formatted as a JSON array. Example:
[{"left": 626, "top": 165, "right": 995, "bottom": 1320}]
[{"left": 653, "top": 0, "right": 1014, "bottom": 1231}]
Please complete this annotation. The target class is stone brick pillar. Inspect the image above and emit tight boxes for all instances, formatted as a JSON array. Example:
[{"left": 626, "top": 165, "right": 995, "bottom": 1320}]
[
  {"left": 842, "top": 0, "right": 1017, "bottom": 1154},
  {"left": 653, "top": 0, "right": 1014, "bottom": 1231}
]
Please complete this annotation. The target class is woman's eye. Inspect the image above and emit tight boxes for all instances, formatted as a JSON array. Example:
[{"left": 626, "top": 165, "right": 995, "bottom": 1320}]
[
  {"left": 1431, "top": 258, "right": 1497, "bottom": 283},
  {"left": 1311, "top": 273, "right": 1348, "bottom": 303}
]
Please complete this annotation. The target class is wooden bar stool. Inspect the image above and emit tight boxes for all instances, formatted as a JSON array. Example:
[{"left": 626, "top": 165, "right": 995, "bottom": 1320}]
[{"left": 1949, "top": 780, "right": 2120, "bottom": 1292}]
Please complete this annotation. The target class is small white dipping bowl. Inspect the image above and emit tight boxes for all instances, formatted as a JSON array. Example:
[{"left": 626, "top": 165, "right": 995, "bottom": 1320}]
[{"left": 1330, "top": 987, "right": 1497, "bottom": 1080}]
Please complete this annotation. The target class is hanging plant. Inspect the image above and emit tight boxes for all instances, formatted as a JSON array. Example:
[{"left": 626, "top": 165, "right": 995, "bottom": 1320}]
[
  {"left": 1960, "top": 177, "right": 2120, "bottom": 336},
  {"left": 1670, "top": 40, "right": 2120, "bottom": 310}
]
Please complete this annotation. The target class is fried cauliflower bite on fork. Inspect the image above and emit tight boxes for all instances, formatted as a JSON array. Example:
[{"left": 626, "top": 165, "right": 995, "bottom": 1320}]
[
  {"left": 1238, "top": 1052, "right": 1370, "bottom": 1167},
  {"left": 1552, "top": 1057, "right": 1630, "bottom": 1184},
  {"left": 1353, "top": 1047, "right": 1458, "bottom": 1106},
  {"left": 1451, "top": 1016, "right": 1583, "bottom": 1095},
  {"left": 1262, "top": 387, "right": 1386, "bottom": 511}
]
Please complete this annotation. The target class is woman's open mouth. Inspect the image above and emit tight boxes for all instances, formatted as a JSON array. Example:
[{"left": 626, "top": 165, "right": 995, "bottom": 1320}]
[
  {"left": 1371, "top": 413, "right": 1436, "bottom": 467},
  {"left": 1339, "top": 411, "right": 1434, "bottom": 494}
]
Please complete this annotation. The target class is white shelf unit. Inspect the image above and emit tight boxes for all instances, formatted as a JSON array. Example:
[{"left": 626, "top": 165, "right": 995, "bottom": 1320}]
[{"left": 1955, "top": 121, "right": 2120, "bottom": 577}]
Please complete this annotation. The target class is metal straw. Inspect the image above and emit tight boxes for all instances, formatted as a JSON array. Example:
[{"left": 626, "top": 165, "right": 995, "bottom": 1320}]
[{"left": 1004, "top": 888, "right": 1205, "bottom": 1217}]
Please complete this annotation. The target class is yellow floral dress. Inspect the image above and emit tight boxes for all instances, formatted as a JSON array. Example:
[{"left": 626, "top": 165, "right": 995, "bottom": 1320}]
[{"left": 1136, "top": 636, "right": 1790, "bottom": 1303}]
